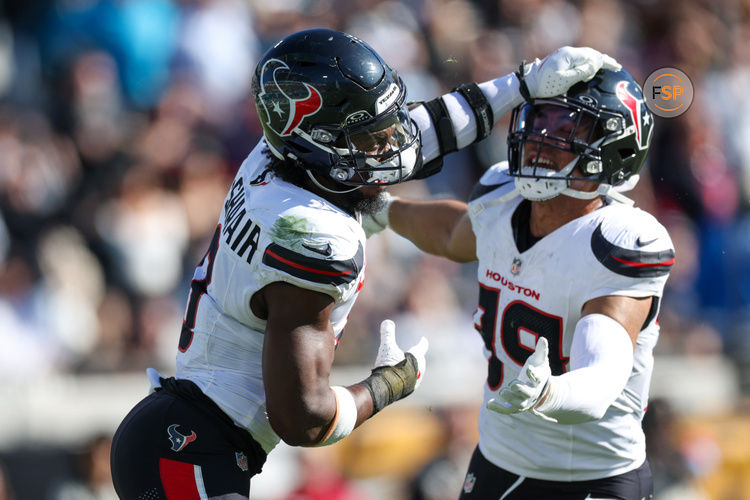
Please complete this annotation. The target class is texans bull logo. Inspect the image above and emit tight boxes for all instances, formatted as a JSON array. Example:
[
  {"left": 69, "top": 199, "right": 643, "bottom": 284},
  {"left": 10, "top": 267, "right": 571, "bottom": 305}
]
[
  {"left": 167, "top": 424, "right": 197, "bottom": 452},
  {"left": 258, "top": 58, "right": 323, "bottom": 137},
  {"left": 615, "top": 81, "right": 652, "bottom": 151}
]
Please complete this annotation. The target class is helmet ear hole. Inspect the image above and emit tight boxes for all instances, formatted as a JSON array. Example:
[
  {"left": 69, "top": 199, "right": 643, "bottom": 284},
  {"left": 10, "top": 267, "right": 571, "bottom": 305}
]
[{"left": 618, "top": 148, "right": 636, "bottom": 160}]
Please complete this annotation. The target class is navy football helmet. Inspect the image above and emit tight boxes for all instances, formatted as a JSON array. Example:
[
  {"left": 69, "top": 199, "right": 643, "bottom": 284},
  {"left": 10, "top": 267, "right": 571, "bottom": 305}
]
[
  {"left": 507, "top": 68, "right": 654, "bottom": 201},
  {"left": 251, "top": 29, "right": 421, "bottom": 189}
]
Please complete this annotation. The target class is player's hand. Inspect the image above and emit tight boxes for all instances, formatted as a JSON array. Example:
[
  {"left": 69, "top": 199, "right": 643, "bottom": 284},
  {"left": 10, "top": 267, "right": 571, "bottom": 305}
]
[
  {"left": 373, "top": 319, "right": 428, "bottom": 391},
  {"left": 361, "top": 193, "right": 397, "bottom": 238},
  {"left": 487, "top": 338, "right": 551, "bottom": 416},
  {"left": 522, "top": 47, "right": 621, "bottom": 99}
]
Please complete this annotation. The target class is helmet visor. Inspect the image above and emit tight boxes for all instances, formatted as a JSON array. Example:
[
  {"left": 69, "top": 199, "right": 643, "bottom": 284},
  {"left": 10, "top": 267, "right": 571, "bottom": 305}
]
[
  {"left": 333, "top": 101, "right": 420, "bottom": 185},
  {"left": 509, "top": 101, "right": 602, "bottom": 180},
  {"left": 518, "top": 103, "right": 597, "bottom": 154},
  {"left": 345, "top": 106, "right": 414, "bottom": 155}
]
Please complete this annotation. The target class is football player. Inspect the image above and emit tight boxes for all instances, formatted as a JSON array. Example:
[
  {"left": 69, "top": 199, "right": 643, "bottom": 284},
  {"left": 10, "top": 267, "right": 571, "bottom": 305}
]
[
  {"left": 109, "top": 28, "right": 620, "bottom": 499},
  {"left": 366, "top": 67, "right": 672, "bottom": 499}
]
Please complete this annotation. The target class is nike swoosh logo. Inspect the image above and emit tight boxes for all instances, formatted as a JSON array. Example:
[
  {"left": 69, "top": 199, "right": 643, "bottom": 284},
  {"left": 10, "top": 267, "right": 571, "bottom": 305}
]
[
  {"left": 302, "top": 242, "right": 332, "bottom": 256},
  {"left": 636, "top": 236, "right": 658, "bottom": 247}
]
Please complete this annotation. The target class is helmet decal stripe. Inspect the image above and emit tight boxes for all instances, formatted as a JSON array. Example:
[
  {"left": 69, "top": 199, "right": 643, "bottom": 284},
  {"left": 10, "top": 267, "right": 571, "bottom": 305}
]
[
  {"left": 615, "top": 81, "right": 642, "bottom": 147},
  {"left": 282, "top": 83, "right": 323, "bottom": 136}
]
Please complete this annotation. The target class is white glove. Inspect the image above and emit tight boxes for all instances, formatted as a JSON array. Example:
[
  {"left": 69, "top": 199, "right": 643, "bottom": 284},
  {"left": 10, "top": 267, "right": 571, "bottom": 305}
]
[
  {"left": 361, "top": 193, "right": 397, "bottom": 238},
  {"left": 522, "top": 46, "right": 622, "bottom": 99},
  {"left": 374, "top": 319, "right": 428, "bottom": 391},
  {"left": 487, "top": 338, "right": 555, "bottom": 421}
]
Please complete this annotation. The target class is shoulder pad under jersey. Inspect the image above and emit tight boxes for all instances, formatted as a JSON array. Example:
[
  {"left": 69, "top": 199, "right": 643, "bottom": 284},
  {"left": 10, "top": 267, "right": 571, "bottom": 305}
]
[
  {"left": 469, "top": 161, "right": 516, "bottom": 203},
  {"left": 261, "top": 201, "right": 364, "bottom": 288},
  {"left": 252, "top": 185, "right": 365, "bottom": 301},
  {"left": 590, "top": 205, "right": 674, "bottom": 279}
]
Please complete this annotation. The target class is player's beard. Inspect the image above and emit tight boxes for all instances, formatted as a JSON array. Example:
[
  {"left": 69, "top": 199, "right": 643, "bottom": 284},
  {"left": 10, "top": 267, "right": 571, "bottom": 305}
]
[
  {"left": 263, "top": 149, "right": 387, "bottom": 216},
  {"left": 337, "top": 187, "right": 387, "bottom": 217}
]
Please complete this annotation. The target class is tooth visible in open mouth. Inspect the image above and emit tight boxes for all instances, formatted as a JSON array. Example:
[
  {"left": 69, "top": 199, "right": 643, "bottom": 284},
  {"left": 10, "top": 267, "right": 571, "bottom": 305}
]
[{"left": 533, "top": 158, "right": 556, "bottom": 168}]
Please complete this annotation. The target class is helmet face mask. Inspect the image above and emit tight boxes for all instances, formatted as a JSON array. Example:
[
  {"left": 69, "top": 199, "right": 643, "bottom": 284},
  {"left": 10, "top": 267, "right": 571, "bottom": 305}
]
[
  {"left": 252, "top": 29, "right": 422, "bottom": 188},
  {"left": 511, "top": 102, "right": 604, "bottom": 177},
  {"left": 507, "top": 68, "right": 654, "bottom": 201},
  {"left": 315, "top": 88, "right": 421, "bottom": 186}
]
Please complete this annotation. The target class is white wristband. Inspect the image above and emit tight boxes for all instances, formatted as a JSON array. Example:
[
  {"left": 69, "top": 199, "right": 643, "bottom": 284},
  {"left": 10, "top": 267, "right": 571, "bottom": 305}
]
[{"left": 314, "top": 386, "right": 357, "bottom": 447}]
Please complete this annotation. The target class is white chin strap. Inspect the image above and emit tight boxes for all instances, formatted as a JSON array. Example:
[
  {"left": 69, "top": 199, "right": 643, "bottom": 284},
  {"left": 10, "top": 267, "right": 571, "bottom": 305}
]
[
  {"left": 562, "top": 184, "right": 634, "bottom": 205},
  {"left": 306, "top": 170, "right": 361, "bottom": 194}
]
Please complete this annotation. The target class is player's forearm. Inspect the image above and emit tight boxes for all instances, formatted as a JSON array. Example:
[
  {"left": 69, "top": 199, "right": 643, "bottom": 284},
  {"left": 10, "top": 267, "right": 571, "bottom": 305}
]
[
  {"left": 266, "top": 383, "right": 336, "bottom": 446},
  {"left": 267, "top": 379, "right": 374, "bottom": 447},
  {"left": 309, "top": 363, "right": 419, "bottom": 447},
  {"left": 389, "top": 198, "right": 474, "bottom": 262},
  {"left": 535, "top": 314, "right": 634, "bottom": 424},
  {"left": 535, "top": 365, "right": 627, "bottom": 424},
  {"left": 312, "top": 321, "right": 427, "bottom": 447},
  {"left": 411, "top": 73, "right": 522, "bottom": 163}
]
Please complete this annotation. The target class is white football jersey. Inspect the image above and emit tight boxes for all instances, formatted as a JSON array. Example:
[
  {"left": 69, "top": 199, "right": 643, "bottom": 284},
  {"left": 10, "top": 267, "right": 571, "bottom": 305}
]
[
  {"left": 175, "top": 140, "right": 366, "bottom": 453},
  {"left": 468, "top": 162, "right": 674, "bottom": 481}
]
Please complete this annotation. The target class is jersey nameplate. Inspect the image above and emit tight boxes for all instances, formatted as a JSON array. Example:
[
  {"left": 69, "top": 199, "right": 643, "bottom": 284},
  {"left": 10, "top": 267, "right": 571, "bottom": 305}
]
[{"left": 223, "top": 176, "right": 262, "bottom": 264}]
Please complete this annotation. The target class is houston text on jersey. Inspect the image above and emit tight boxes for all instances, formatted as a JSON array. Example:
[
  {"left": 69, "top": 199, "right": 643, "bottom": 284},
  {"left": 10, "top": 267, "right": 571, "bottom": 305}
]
[{"left": 484, "top": 268, "right": 540, "bottom": 301}]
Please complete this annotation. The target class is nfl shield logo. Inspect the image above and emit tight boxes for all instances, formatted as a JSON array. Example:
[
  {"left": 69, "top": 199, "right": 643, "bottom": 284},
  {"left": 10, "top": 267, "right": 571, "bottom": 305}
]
[
  {"left": 511, "top": 257, "right": 522, "bottom": 275},
  {"left": 236, "top": 451, "right": 249, "bottom": 472},
  {"left": 463, "top": 472, "right": 476, "bottom": 493}
]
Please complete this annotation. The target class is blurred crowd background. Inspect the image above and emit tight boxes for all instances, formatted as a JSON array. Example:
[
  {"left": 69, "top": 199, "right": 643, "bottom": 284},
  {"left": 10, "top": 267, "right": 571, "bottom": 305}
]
[{"left": 1, "top": 0, "right": 750, "bottom": 498}]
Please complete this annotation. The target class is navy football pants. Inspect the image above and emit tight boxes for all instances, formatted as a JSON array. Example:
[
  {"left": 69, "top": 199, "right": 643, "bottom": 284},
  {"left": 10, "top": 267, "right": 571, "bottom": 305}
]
[
  {"left": 111, "top": 380, "right": 265, "bottom": 500},
  {"left": 458, "top": 446, "right": 653, "bottom": 500}
]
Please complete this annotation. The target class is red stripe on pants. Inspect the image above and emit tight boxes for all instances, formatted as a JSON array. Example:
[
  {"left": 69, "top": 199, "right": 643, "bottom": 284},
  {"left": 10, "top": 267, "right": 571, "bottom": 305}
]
[{"left": 159, "top": 458, "right": 201, "bottom": 500}]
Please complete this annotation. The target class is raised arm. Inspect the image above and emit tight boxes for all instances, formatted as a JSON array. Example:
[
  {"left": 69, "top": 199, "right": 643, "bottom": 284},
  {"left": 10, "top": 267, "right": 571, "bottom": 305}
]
[
  {"left": 390, "top": 198, "right": 476, "bottom": 263},
  {"left": 363, "top": 195, "right": 477, "bottom": 263},
  {"left": 409, "top": 47, "right": 621, "bottom": 173}
]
